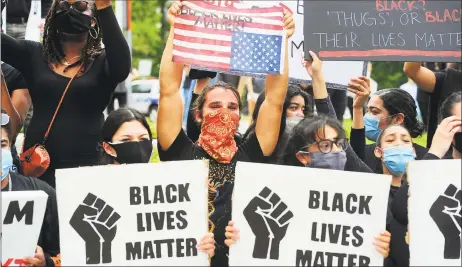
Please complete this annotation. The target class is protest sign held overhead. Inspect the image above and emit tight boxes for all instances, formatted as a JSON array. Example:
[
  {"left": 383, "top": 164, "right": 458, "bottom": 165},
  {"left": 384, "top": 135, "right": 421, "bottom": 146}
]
[
  {"left": 190, "top": 0, "right": 366, "bottom": 89},
  {"left": 56, "top": 161, "right": 210, "bottom": 266},
  {"left": 304, "top": 0, "right": 462, "bottom": 62},
  {"left": 172, "top": 0, "right": 286, "bottom": 74},
  {"left": 230, "top": 162, "right": 391, "bottom": 266},
  {"left": 2, "top": 191, "right": 48, "bottom": 267},
  {"left": 408, "top": 160, "right": 462, "bottom": 266}
]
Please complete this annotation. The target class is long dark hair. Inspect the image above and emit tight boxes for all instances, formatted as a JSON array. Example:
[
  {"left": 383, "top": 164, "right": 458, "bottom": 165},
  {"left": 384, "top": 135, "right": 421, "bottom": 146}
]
[
  {"left": 375, "top": 88, "right": 425, "bottom": 138},
  {"left": 100, "top": 108, "right": 152, "bottom": 163},
  {"left": 42, "top": 0, "right": 103, "bottom": 71},
  {"left": 243, "top": 84, "right": 313, "bottom": 140},
  {"left": 282, "top": 115, "right": 345, "bottom": 167},
  {"left": 440, "top": 91, "right": 461, "bottom": 121}
]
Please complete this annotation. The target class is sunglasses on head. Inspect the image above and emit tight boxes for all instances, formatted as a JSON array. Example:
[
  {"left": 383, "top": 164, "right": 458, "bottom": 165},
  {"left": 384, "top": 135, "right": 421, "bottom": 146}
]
[
  {"left": 57, "top": 0, "right": 90, "bottom": 13},
  {"left": 1, "top": 113, "right": 10, "bottom": 126}
]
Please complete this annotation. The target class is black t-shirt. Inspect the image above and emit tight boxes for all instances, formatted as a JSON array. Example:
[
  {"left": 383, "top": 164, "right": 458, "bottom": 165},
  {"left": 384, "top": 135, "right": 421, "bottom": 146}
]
[
  {"left": 158, "top": 130, "right": 264, "bottom": 267},
  {"left": 2, "top": 62, "right": 28, "bottom": 95},
  {"left": 428, "top": 68, "right": 462, "bottom": 147},
  {"left": 1, "top": 172, "right": 60, "bottom": 263}
]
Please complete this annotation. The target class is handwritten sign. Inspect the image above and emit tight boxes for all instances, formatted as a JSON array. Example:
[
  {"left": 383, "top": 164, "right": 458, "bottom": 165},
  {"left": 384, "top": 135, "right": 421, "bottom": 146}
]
[
  {"left": 191, "top": 0, "right": 366, "bottom": 90},
  {"left": 56, "top": 161, "right": 210, "bottom": 266},
  {"left": 1, "top": 191, "right": 48, "bottom": 267},
  {"left": 230, "top": 162, "right": 391, "bottom": 266},
  {"left": 304, "top": 0, "right": 462, "bottom": 62}
]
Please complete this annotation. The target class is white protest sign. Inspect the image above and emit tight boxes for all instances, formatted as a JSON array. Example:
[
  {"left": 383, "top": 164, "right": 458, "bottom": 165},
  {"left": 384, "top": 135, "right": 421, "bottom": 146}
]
[
  {"left": 1, "top": 190, "right": 48, "bottom": 266},
  {"left": 230, "top": 162, "right": 391, "bottom": 266},
  {"left": 408, "top": 160, "right": 462, "bottom": 266},
  {"left": 24, "top": 1, "right": 41, "bottom": 42},
  {"left": 191, "top": 0, "right": 366, "bottom": 89},
  {"left": 56, "top": 161, "right": 210, "bottom": 266}
]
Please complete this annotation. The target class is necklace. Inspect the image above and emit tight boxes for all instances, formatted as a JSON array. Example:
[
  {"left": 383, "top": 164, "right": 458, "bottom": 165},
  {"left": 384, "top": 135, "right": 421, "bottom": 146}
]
[{"left": 63, "top": 55, "right": 81, "bottom": 66}]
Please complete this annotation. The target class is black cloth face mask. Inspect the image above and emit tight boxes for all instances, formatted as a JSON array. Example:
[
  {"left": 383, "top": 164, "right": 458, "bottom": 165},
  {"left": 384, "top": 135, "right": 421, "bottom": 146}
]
[
  {"left": 110, "top": 140, "right": 153, "bottom": 164},
  {"left": 55, "top": 8, "right": 92, "bottom": 34}
]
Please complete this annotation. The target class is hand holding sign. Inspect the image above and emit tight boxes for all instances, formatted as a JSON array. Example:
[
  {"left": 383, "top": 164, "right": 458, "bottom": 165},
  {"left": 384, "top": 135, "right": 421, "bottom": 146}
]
[
  {"left": 243, "top": 187, "right": 293, "bottom": 260},
  {"left": 283, "top": 9, "right": 295, "bottom": 39},
  {"left": 70, "top": 193, "right": 121, "bottom": 264},
  {"left": 168, "top": 1, "right": 182, "bottom": 26},
  {"left": 23, "top": 246, "right": 45, "bottom": 266},
  {"left": 429, "top": 184, "right": 462, "bottom": 259},
  {"left": 302, "top": 51, "right": 322, "bottom": 77}
]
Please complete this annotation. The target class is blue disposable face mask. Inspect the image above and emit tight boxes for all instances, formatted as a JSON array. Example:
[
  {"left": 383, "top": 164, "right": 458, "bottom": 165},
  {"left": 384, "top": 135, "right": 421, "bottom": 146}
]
[
  {"left": 2, "top": 148, "right": 13, "bottom": 180},
  {"left": 381, "top": 146, "right": 415, "bottom": 176},
  {"left": 364, "top": 113, "right": 382, "bottom": 142},
  {"left": 305, "top": 150, "right": 347, "bottom": 171}
]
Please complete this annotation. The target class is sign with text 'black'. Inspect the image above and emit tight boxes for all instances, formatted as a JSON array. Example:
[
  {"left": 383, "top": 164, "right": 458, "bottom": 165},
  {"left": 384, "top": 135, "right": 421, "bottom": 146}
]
[{"left": 303, "top": 0, "right": 461, "bottom": 62}]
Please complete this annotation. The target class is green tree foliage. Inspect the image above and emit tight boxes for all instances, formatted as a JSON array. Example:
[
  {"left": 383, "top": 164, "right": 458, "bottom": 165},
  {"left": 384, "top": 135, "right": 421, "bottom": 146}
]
[
  {"left": 371, "top": 62, "right": 408, "bottom": 90},
  {"left": 131, "top": 0, "right": 168, "bottom": 77}
]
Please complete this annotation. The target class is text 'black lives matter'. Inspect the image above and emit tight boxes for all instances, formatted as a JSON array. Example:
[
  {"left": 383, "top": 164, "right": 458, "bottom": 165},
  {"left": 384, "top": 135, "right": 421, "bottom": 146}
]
[
  {"left": 126, "top": 183, "right": 199, "bottom": 261},
  {"left": 303, "top": 0, "right": 462, "bottom": 62},
  {"left": 296, "top": 190, "right": 374, "bottom": 267}
]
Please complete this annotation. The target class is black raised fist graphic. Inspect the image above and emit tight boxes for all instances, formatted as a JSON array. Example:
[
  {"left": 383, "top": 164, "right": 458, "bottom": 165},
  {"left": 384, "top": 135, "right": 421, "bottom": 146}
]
[
  {"left": 243, "top": 187, "right": 294, "bottom": 260},
  {"left": 70, "top": 193, "right": 121, "bottom": 264},
  {"left": 429, "top": 184, "right": 462, "bottom": 259}
]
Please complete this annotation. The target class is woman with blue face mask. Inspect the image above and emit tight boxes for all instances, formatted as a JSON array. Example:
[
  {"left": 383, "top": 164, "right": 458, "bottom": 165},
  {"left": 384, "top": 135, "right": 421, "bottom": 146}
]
[
  {"left": 373, "top": 124, "right": 416, "bottom": 267},
  {"left": 347, "top": 77, "right": 427, "bottom": 174}
]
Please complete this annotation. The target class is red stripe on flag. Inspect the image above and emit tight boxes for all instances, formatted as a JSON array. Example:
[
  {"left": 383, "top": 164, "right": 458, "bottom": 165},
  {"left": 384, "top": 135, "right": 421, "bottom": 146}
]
[
  {"left": 179, "top": 14, "right": 283, "bottom": 31},
  {"left": 174, "top": 33, "right": 232, "bottom": 46},
  {"left": 184, "top": 0, "right": 283, "bottom": 14},
  {"left": 175, "top": 21, "right": 232, "bottom": 36},
  {"left": 173, "top": 44, "right": 231, "bottom": 58},
  {"left": 173, "top": 55, "right": 230, "bottom": 70}
]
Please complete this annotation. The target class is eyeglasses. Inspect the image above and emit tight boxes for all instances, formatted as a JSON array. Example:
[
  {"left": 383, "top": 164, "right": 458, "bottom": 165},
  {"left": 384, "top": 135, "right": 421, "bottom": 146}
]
[
  {"left": 299, "top": 138, "right": 348, "bottom": 154},
  {"left": 57, "top": 0, "right": 90, "bottom": 13},
  {"left": 1, "top": 113, "right": 10, "bottom": 126}
]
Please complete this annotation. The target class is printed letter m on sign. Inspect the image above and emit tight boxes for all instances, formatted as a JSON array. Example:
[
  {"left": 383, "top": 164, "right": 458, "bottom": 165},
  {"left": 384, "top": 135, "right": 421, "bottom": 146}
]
[{"left": 3, "top": 201, "right": 34, "bottom": 225}]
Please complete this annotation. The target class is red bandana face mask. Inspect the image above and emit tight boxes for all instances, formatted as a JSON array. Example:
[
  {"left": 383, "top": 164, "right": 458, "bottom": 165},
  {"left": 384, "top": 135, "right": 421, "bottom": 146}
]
[{"left": 197, "top": 108, "right": 239, "bottom": 164}]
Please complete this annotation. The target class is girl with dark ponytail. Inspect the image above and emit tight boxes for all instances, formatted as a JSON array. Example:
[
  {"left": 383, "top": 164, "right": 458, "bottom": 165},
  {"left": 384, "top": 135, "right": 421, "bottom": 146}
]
[{"left": 347, "top": 76, "right": 428, "bottom": 174}]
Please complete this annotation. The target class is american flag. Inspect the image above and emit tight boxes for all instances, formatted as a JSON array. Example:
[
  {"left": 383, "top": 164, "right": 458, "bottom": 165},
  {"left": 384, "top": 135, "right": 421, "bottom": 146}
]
[{"left": 172, "top": 0, "right": 286, "bottom": 74}]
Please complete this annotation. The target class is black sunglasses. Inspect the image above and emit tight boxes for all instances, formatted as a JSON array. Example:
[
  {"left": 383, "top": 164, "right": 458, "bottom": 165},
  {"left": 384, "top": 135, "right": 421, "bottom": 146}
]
[{"left": 57, "top": 0, "right": 90, "bottom": 13}]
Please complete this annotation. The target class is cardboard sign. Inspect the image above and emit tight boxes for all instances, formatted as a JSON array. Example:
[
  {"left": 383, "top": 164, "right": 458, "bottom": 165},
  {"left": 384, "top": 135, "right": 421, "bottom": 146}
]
[
  {"left": 191, "top": 0, "right": 366, "bottom": 90},
  {"left": 408, "top": 160, "right": 462, "bottom": 266},
  {"left": 230, "top": 162, "right": 391, "bottom": 266},
  {"left": 56, "top": 161, "right": 210, "bottom": 266},
  {"left": 1, "top": 190, "right": 48, "bottom": 266},
  {"left": 303, "top": 0, "right": 462, "bottom": 62}
]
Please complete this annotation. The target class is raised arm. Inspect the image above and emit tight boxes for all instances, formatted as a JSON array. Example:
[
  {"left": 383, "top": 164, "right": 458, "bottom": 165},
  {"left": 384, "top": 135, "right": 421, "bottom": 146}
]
[
  {"left": 301, "top": 51, "right": 337, "bottom": 117},
  {"left": 157, "top": 2, "right": 185, "bottom": 151},
  {"left": 403, "top": 62, "right": 436, "bottom": 93},
  {"left": 256, "top": 10, "right": 294, "bottom": 156},
  {"left": 96, "top": 1, "right": 131, "bottom": 83},
  {"left": 348, "top": 76, "right": 371, "bottom": 160}
]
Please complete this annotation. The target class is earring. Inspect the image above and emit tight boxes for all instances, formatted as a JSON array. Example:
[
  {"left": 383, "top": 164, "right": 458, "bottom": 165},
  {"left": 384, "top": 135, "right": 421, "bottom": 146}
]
[{"left": 89, "top": 26, "right": 99, "bottom": 40}]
